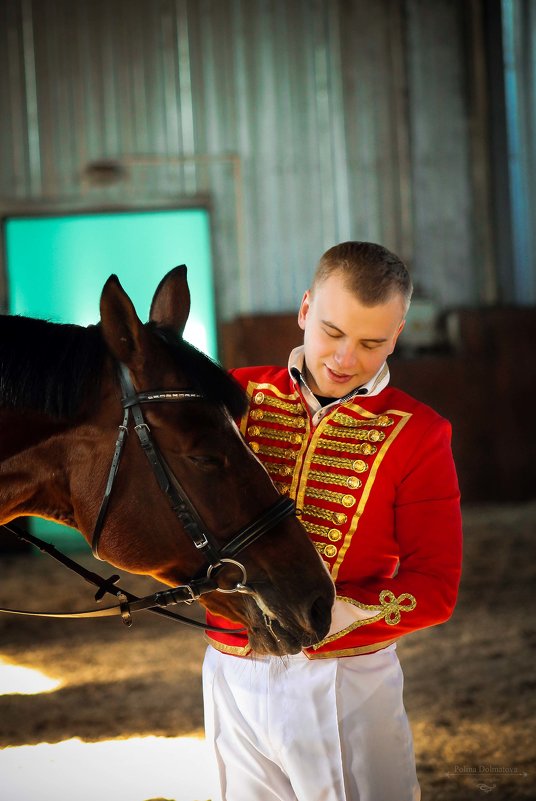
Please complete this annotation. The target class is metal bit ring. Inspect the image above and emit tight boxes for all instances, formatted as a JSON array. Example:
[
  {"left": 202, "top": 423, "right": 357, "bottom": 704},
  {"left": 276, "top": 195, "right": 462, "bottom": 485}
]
[{"left": 207, "top": 558, "right": 251, "bottom": 594}]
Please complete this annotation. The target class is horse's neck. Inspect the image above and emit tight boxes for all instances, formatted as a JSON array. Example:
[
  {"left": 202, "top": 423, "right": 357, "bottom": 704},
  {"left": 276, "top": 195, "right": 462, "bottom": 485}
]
[{"left": 0, "top": 408, "right": 76, "bottom": 526}]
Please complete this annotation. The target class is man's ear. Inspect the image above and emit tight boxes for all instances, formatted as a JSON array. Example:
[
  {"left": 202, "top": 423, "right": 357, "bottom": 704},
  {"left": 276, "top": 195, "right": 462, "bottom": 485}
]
[
  {"left": 298, "top": 290, "right": 312, "bottom": 331},
  {"left": 388, "top": 319, "right": 406, "bottom": 355}
]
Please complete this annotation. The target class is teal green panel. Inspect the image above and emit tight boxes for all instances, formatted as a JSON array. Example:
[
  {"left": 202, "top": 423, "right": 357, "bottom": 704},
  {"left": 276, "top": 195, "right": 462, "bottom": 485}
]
[
  {"left": 4, "top": 208, "right": 215, "bottom": 550},
  {"left": 28, "top": 520, "right": 91, "bottom": 553},
  {"left": 5, "top": 208, "right": 216, "bottom": 357}
]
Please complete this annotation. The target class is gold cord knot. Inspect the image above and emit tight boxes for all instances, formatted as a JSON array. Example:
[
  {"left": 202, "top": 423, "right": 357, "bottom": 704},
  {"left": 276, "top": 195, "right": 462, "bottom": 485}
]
[{"left": 378, "top": 590, "right": 417, "bottom": 625}]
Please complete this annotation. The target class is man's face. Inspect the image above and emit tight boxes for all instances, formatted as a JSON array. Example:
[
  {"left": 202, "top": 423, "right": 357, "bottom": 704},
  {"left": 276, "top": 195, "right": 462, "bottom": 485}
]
[{"left": 297, "top": 271, "right": 406, "bottom": 398}]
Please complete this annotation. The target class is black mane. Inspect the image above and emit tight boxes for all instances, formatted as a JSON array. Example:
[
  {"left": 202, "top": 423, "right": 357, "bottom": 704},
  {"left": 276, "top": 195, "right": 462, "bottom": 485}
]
[
  {"left": 0, "top": 315, "right": 247, "bottom": 420},
  {"left": 151, "top": 325, "right": 248, "bottom": 419},
  {"left": 0, "top": 315, "right": 107, "bottom": 419}
]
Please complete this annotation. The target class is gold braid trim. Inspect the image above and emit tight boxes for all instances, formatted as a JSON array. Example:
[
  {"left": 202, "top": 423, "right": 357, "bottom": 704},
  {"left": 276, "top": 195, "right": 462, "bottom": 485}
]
[
  {"left": 250, "top": 409, "right": 306, "bottom": 428},
  {"left": 326, "top": 427, "right": 386, "bottom": 442},
  {"left": 331, "top": 412, "right": 412, "bottom": 581},
  {"left": 255, "top": 394, "right": 304, "bottom": 414},
  {"left": 317, "top": 434, "right": 384, "bottom": 451},
  {"left": 301, "top": 505, "right": 348, "bottom": 525},
  {"left": 265, "top": 462, "right": 294, "bottom": 477},
  {"left": 311, "top": 453, "right": 374, "bottom": 469},
  {"left": 302, "top": 520, "right": 342, "bottom": 540},
  {"left": 248, "top": 426, "right": 304, "bottom": 444},
  {"left": 250, "top": 443, "right": 298, "bottom": 459},
  {"left": 308, "top": 470, "right": 362, "bottom": 489},
  {"left": 330, "top": 412, "right": 394, "bottom": 428},
  {"left": 311, "top": 591, "right": 417, "bottom": 649},
  {"left": 306, "top": 487, "right": 356, "bottom": 506},
  {"left": 305, "top": 638, "right": 398, "bottom": 659},
  {"left": 204, "top": 636, "right": 252, "bottom": 656}
]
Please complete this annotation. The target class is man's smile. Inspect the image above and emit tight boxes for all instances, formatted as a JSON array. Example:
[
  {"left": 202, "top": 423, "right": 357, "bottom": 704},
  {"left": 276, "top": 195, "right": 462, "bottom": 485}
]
[{"left": 325, "top": 365, "right": 354, "bottom": 383}]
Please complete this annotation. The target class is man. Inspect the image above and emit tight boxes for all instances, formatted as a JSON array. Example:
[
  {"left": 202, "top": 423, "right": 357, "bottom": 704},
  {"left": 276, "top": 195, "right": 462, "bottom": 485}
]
[{"left": 203, "top": 241, "right": 463, "bottom": 801}]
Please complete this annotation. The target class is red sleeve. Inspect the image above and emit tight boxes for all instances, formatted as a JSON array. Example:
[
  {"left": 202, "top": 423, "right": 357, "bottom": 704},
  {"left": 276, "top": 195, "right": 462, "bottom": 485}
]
[{"left": 311, "top": 418, "right": 463, "bottom": 654}]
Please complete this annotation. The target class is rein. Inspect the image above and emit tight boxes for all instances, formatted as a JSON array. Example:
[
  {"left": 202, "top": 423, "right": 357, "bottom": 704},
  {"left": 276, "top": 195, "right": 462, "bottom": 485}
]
[
  {"left": 0, "top": 519, "right": 230, "bottom": 630},
  {"left": 0, "top": 362, "right": 296, "bottom": 632}
]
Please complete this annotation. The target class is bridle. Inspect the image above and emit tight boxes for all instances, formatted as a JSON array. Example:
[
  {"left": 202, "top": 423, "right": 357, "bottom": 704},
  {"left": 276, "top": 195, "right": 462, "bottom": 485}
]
[
  {"left": 0, "top": 362, "right": 296, "bottom": 630},
  {"left": 92, "top": 362, "right": 295, "bottom": 591}
]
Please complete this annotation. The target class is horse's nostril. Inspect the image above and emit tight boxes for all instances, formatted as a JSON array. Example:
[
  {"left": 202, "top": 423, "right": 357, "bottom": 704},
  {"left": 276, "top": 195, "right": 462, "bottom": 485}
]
[{"left": 310, "top": 595, "right": 332, "bottom": 636}]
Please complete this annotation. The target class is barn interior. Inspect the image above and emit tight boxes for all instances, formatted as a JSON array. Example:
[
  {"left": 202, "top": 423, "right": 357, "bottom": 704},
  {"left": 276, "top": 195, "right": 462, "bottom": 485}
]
[{"left": 0, "top": 2, "right": 535, "bottom": 800}]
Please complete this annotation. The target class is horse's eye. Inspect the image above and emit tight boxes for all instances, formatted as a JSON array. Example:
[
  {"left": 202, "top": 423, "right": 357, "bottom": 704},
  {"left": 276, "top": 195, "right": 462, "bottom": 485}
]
[{"left": 188, "top": 454, "right": 224, "bottom": 470}]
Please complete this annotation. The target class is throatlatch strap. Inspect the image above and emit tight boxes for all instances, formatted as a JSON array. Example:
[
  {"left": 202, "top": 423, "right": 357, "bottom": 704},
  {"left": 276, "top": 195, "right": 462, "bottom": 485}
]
[{"left": 91, "top": 406, "right": 129, "bottom": 559}]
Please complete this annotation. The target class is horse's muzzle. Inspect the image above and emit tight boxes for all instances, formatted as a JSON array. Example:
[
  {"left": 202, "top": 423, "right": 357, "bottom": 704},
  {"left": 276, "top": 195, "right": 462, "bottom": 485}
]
[{"left": 247, "top": 590, "right": 333, "bottom": 656}]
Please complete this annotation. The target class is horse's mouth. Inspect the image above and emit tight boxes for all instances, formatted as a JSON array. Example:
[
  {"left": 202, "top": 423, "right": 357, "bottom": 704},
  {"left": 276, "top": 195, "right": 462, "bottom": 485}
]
[
  {"left": 248, "top": 625, "right": 299, "bottom": 655},
  {"left": 247, "top": 616, "right": 323, "bottom": 656},
  {"left": 245, "top": 595, "right": 331, "bottom": 656}
]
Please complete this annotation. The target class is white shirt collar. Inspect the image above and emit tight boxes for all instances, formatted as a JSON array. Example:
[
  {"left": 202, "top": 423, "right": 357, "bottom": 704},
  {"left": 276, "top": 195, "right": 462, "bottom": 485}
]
[{"left": 287, "top": 345, "right": 390, "bottom": 415}]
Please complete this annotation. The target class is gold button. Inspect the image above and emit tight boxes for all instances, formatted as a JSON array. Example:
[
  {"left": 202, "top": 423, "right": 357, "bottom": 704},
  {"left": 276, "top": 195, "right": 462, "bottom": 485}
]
[
  {"left": 342, "top": 494, "right": 356, "bottom": 508},
  {"left": 279, "top": 465, "right": 293, "bottom": 476},
  {"left": 346, "top": 476, "right": 361, "bottom": 489},
  {"left": 333, "top": 512, "right": 347, "bottom": 525},
  {"left": 368, "top": 430, "right": 382, "bottom": 442},
  {"left": 361, "top": 443, "right": 376, "bottom": 455},
  {"left": 254, "top": 391, "right": 265, "bottom": 404},
  {"left": 296, "top": 418, "right": 306, "bottom": 428},
  {"left": 248, "top": 426, "right": 261, "bottom": 436},
  {"left": 250, "top": 409, "right": 264, "bottom": 420},
  {"left": 290, "top": 433, "right": 303, "bottom": 444},
  {"left": 250, "top": 442, "right": 260, "bottom": 453},
  {"left": 353, "top": 459, "right": 368, "bottom": 473},
  {"left": 324, "top": 544, "right": 337, "bottom": 559},
  {"left": 328, "top": 528, "right": 342, "bottom": 542}
]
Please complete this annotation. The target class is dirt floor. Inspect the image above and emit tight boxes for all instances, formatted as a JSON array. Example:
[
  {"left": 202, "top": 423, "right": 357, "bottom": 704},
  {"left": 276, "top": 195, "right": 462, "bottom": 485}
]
[{"left": 0, "top": 502, "right": 535, "bottom": 800}]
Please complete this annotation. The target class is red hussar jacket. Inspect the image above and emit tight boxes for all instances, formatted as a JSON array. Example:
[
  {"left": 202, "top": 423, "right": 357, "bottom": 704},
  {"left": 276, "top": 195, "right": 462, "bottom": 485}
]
[{"left": 206, "top": 364, "right": 463, "bottom": 659}]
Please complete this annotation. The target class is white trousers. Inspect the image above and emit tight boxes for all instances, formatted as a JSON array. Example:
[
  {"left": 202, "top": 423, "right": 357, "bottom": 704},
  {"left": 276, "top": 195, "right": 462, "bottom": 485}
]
[{"left": 203, "top": 645, "right": 420, "bottom": 801}]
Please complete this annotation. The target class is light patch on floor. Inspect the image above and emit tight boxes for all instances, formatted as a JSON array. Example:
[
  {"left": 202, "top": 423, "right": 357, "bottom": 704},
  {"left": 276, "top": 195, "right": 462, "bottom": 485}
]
[
  {"left": 0, "top": 736, "right": 219, "bottom": 801},
  {"left": 0, "top": 657, "right": 62, "bottom": 695}
]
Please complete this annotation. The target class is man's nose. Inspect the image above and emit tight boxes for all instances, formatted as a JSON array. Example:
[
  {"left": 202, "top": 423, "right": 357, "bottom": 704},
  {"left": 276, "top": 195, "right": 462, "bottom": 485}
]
[{"left": 334, "top": 344, "right": 357, "bottom": 370}]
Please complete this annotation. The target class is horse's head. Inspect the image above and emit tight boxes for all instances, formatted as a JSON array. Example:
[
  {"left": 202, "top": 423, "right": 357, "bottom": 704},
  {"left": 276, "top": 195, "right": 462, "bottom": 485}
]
[{"left": 70, "top": 267, "right": 334, "bottom": 655}]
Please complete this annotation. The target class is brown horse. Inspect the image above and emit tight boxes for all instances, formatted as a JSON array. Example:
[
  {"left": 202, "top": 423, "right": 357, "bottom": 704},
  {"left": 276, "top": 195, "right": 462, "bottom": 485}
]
[{"left": 0, "top": 267, "right": 333, "bottom": 655}]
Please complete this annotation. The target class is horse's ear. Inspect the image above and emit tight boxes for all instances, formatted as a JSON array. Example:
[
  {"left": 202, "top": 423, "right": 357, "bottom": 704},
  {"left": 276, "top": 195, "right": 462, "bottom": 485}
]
[
  {"left": 149, "top": 265, "right": 190, "bottom": 336},
  {"left": 100, "top": 275, "right": 148, "bottom": 368}
]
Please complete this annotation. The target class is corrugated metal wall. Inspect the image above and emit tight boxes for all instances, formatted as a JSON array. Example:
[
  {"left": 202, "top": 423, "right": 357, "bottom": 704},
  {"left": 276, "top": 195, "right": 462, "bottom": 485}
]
[
  {"left": 500, "top": 0, "right": 536, "bottom": 305},
  {"left": 0, "top": 0, "right": 499, "bottom": 321}
]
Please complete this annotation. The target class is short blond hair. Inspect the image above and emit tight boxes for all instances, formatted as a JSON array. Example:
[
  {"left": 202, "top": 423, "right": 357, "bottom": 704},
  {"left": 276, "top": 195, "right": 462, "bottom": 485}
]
[{"left": 312, "top": 241, "right": 413, "bottom": 314}]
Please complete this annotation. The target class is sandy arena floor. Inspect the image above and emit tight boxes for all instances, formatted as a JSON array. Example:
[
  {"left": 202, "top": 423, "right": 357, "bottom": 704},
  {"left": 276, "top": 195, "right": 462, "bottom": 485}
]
[{"left": 0, "top": 502, "right": 535, "bottom": 800}]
